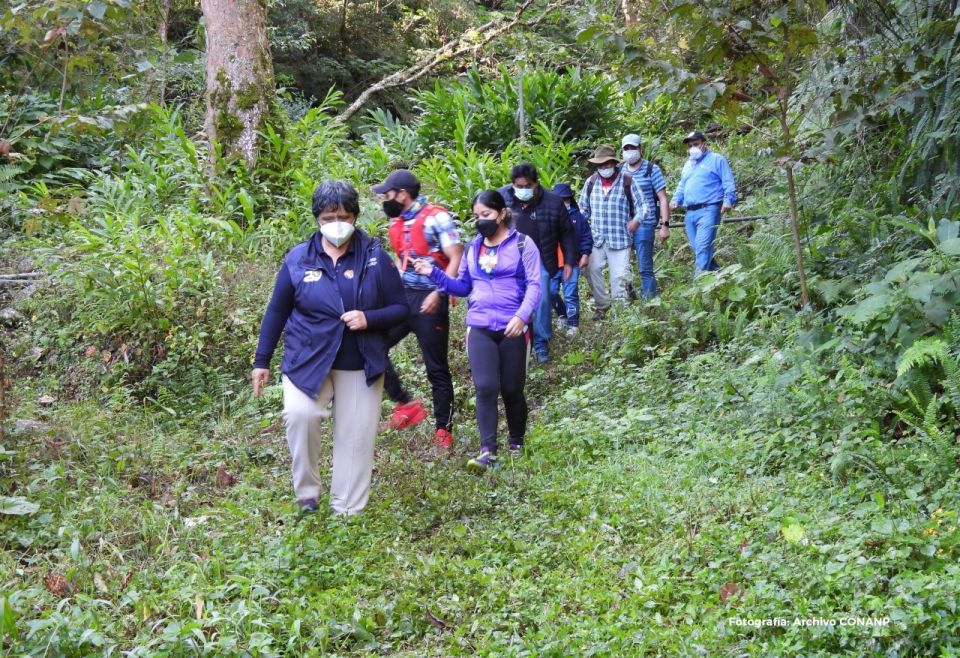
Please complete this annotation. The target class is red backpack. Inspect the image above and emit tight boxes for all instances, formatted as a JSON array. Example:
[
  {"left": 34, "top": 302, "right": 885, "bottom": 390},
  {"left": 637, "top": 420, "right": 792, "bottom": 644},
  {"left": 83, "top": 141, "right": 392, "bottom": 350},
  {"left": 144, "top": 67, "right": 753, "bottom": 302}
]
[{"left": 388, "top": 204, "right": 452, "bottom": 270}]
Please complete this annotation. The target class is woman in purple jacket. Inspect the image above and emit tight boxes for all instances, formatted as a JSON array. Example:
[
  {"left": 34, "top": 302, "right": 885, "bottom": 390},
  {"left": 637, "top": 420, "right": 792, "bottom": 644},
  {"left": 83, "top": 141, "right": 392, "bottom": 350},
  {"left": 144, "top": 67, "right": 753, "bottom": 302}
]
[{"left": 414, "top": 190, "right": 542, "bottom": 470}]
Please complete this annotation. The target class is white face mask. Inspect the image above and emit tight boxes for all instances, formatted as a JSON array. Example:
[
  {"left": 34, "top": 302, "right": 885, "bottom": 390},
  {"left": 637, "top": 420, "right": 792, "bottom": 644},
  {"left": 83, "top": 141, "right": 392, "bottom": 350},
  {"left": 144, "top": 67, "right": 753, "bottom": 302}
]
[
  {"left": 513, "top": 186, "right": 535, "bottom": 202},
  {"left": 597, "top": 166, "right": 616, "bottom": 179},
  {"left": 622, "top": 150, "right": 641, "bottom": 165},
  {"left": 688, "top": 146, "right": 705, "bottom": 160},
  {"left": 320, "top": 221, "right": 355, "bottom": 247}
]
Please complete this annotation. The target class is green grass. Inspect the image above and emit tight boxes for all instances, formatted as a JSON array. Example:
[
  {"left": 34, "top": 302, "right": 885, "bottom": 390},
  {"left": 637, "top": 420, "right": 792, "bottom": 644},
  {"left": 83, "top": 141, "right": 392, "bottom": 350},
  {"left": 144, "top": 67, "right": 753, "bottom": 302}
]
[{"left": 3, "top": 300, "right": 960, "bottom": 656}]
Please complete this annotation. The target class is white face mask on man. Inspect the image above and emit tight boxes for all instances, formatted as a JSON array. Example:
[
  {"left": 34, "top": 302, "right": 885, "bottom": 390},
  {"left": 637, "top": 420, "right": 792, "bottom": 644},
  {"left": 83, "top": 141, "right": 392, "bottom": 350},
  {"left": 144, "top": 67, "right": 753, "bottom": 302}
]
[
  {"left": 597, "top": 166, "right": 617, "bottom": 179},
  {"left": 513, "top": 186, "right": 535, "bottom": 202},
  {"left": 688, "top": 146, "right": 705, "bottom": 160},
  {"left": 622, "top": 150, "right": 641, "bottom": 165},
  {"left": 320, "top": 221, "right": 355, "bottom": 247}
]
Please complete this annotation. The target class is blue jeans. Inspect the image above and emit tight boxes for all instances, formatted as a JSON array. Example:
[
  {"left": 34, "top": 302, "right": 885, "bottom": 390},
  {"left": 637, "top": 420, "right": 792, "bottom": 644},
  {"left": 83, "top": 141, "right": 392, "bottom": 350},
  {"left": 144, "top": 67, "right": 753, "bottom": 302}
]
[
  {"left": 684, "top": 205, "right": 722, "bottom": 272},
  {"left": 549, "top": 266, "right": 581, "bottom": 326},
  {"left": 532, "top": 264, "right": 553, "bottom": 356},
  {"left": 632, "top": 225, "right": 658, "bottom": 299}
]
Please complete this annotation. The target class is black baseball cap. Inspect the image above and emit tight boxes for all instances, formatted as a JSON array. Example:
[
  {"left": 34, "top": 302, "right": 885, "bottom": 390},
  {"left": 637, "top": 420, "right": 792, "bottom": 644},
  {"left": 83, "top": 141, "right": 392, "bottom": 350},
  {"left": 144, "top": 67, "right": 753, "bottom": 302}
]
[
  {"left": 372, "top": 169, "right": 420, "bottom": 194},
  {"left": 682, "top": 130, "right": 706, "bottom": 144}
]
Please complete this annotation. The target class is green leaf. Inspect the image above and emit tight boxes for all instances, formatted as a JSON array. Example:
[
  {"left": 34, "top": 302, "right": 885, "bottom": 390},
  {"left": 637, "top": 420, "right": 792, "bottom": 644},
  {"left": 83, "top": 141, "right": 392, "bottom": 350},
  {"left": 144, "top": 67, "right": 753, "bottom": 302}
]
[
  {"left": 0, "top": 496, "right": 39, "bottom": 515},
  {"left": 871, "top": 518, "right": 894, "bottom": 535},
  {"left": 727, "top": 286, "right": 747, "bottom": 302},
  {"left": 937, "top": 219, "right": 959, "bottom": 244},
  {"left": 781, "top": 522, "right": 805, "bottom": 543},
  {"left": 839, "top": 293, "right": 893, "bottom": 324},
  {"left": 87, "top": 1, "right": 107, "bottom": 19},
  {"left": 937, "top": 238, "right": 960, "bottom": 255}
]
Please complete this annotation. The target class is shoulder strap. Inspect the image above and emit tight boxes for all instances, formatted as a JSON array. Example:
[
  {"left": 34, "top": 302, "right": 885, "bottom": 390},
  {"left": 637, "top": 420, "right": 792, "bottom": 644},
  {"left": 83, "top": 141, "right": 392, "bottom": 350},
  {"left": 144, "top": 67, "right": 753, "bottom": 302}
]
[
  {"left": 622, "top": 173, "right": 635, "bottom": 217},
  {"left": 514, "top": 233, "right": 528, "bottom": 291},
  {"left": 645, "top": 159, "right": 654, "bottom": 178},
  {"left": 585, "top": 174, "right": 597, "bottom": 200}
]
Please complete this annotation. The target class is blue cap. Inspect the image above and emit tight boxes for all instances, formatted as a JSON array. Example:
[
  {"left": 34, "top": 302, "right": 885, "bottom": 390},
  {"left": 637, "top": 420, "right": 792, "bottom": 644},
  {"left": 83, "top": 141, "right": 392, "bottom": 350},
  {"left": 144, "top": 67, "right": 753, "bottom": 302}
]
[{"left": 552, "top": 182, "right": 575, "bottom": 199}]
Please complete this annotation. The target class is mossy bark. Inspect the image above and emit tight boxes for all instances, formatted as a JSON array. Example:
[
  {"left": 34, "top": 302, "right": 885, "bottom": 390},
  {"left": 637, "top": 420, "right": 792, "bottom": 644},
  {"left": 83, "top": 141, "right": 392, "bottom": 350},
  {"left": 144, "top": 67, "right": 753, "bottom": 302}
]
[{"left": 201, "top": 0, "right": 277, "bottom": 166}]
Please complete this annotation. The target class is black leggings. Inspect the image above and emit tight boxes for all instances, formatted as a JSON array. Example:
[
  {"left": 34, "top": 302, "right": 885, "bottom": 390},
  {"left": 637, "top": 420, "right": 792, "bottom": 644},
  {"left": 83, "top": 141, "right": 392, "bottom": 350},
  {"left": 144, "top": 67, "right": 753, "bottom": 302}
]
[
  {"left": 466, "top": 327, "right": 530, "bottom": 453},
  {"left": 384, "top": 289, "right": 453, "bottom": 430}
]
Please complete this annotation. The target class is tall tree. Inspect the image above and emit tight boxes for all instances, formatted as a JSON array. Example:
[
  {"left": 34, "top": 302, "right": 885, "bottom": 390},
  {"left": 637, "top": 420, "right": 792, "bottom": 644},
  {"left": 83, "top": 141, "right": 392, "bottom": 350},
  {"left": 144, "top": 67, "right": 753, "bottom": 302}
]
[{"left": 200, "top": 0, "right": 275, "bottom": 165}]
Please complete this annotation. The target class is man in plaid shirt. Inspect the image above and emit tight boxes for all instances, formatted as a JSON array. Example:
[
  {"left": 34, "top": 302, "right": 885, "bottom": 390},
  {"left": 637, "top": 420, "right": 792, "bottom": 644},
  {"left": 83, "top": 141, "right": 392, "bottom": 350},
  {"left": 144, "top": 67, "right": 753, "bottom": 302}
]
[{"left": 579, "top": 145, "right": 649, "bottom": 317}]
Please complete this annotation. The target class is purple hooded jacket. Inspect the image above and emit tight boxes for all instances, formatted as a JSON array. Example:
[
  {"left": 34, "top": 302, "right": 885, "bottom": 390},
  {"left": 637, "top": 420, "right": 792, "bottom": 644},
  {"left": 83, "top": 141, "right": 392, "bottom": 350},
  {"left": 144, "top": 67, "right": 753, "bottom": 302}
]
[{"left": 428, "top": 228, "right": 542, "bottom": 331}]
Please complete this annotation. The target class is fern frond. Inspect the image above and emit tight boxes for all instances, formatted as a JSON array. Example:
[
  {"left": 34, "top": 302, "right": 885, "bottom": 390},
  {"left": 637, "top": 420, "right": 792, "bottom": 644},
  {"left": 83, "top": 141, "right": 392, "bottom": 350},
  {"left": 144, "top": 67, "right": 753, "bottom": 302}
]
[{"left": 897, "top": 338, "right": 949, "bottom": 378}]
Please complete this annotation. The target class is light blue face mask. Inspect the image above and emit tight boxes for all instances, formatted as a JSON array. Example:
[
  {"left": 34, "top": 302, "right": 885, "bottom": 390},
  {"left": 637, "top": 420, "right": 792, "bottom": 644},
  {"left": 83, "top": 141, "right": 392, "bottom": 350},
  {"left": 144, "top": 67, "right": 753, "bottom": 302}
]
[{"left": 513, "top": 186, "right": 535, "bottom": 202}]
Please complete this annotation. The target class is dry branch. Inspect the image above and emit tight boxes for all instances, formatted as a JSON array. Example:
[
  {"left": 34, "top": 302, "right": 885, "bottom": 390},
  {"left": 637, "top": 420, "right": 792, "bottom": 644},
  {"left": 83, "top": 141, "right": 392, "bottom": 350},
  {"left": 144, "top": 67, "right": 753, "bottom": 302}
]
[{"left": 335, "top": 0, "right": 565, "bottom": 123}]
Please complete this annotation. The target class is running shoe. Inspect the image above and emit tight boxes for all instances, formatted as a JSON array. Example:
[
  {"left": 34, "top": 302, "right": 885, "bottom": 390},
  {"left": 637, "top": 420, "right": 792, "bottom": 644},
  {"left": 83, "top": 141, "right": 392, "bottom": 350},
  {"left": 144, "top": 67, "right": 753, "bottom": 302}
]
[
  {"left": 434, "top": 428, "right": 453, "bottom": 449},
  {"left": 466, "top": 450, "right": 499, "bottom": 472}
]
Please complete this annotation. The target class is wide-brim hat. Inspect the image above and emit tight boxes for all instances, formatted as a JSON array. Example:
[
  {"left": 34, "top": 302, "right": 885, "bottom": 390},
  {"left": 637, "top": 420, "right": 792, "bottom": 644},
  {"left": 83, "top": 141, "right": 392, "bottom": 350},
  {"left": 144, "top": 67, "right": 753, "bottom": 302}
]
[
  {"left": 587, "top": 145, "right": 620, "bottom": 165},
  {"left": 552, "top": 183, "right": 575, "bottom": 198},
  {"left": 682, "top": 130, "right": 706, "bottom": 144}
]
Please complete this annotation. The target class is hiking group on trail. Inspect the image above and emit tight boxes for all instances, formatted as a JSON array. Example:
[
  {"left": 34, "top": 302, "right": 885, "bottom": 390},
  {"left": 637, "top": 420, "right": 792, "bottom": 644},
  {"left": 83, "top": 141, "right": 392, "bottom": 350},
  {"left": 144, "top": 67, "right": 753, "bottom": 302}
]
[{"left": 253, "top": 131, "right": 737, "bottom": 515}]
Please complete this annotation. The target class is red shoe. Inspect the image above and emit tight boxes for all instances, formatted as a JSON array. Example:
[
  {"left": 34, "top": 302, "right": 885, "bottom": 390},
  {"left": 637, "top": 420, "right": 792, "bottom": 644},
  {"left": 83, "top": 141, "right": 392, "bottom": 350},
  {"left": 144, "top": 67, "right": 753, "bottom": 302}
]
[
  {"left": 387, "top": 400, "right": 428, "bottom": 430},
  {"left": 434, "top": 428, "right": 453, "bottom": 449}
]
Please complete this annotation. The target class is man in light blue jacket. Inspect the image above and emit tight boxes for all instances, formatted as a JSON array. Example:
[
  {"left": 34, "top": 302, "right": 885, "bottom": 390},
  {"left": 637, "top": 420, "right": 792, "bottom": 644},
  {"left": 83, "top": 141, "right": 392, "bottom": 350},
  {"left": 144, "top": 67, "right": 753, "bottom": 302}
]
[{"left": 670, "top": 131, "right": 737, "bottom": 273}]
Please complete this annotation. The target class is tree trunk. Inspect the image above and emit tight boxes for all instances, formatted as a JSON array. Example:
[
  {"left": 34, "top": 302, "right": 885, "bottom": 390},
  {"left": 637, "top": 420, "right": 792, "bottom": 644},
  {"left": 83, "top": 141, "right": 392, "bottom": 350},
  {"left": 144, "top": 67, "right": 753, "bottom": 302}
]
[
  {"left": 785, "top": 164, "right": 810, "bottom": 308},
  {"left": 158, "top": 0, "right": 171, "bottom": 106},
  {"left": 201, "top": 0, "right": 276, "bottom": 166}
]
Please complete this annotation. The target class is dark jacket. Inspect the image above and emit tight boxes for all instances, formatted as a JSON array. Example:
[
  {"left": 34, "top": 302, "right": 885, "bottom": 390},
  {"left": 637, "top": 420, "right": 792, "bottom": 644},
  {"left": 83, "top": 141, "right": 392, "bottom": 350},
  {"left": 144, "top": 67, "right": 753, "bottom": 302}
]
[
  {"left": 568, "top": 203, "right": 593, "bottom": 259},
  {"left": 254, "top": 229, "right": 408, "bottom": 398},
  {"left": 498, "top": 185, "right": 576, "bottom": 275}
]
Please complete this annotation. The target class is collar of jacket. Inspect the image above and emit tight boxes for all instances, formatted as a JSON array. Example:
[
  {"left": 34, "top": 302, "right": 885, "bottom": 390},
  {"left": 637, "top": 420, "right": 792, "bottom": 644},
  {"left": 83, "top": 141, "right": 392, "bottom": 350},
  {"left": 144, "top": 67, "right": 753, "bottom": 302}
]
[
  {"left": 299, "top": 228, "right": 377, "bottom": 274},
  {"left": 401, "top": 196, "right": 428, "bottom": 220}
]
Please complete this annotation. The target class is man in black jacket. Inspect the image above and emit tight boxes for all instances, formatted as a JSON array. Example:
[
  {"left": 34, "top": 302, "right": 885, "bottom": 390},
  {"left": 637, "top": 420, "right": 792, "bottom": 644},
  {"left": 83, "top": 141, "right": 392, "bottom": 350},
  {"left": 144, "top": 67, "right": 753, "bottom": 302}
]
[{"left": 499, "top": 163, "right": 577, "bottom": 363}]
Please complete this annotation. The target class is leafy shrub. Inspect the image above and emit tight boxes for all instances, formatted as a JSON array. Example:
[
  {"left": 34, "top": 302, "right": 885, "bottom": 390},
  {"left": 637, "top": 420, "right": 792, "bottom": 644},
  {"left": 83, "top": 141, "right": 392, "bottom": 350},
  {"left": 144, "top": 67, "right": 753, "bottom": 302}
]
[
  {"left": 837, "top": 219, "right": 960, "bottom": 360},
  {"left": 412, "top": 66, "right": 624, "bottom": 149}
]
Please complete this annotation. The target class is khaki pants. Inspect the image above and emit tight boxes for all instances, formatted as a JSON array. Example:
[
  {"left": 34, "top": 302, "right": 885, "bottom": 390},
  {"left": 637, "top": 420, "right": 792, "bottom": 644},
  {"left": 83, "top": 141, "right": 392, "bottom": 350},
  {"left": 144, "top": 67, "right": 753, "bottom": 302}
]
[
  {"left": 281, "top": 371, "right": 384, "bottom": 515},
  {"left": 588, "top": 244, "right": 632, "bottom": 312}
]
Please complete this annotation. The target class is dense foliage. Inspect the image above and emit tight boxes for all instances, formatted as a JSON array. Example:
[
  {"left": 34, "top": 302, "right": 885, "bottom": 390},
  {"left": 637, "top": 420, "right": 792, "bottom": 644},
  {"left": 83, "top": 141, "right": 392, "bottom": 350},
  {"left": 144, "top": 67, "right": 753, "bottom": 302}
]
[{"left": 2, "top": 0, "right": 960, "bottom": 654}]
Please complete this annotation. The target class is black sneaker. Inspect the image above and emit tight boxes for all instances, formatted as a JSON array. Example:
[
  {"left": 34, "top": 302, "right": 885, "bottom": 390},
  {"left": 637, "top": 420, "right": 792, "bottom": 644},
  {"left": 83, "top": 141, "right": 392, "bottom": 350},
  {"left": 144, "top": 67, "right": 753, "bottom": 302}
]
[{"left": 298, "top": 497, "right": 319, "bottom": 513}]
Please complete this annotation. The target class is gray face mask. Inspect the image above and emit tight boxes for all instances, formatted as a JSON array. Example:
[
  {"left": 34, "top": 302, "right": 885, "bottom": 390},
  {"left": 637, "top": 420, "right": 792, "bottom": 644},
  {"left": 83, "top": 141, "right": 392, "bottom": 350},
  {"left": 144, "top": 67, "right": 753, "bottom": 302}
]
[
  {"left": 320, "top": 221, "right": 355, "bottom": 247},
  {"left": 597, "top": 166, "right": 616, "bottom": 179}
]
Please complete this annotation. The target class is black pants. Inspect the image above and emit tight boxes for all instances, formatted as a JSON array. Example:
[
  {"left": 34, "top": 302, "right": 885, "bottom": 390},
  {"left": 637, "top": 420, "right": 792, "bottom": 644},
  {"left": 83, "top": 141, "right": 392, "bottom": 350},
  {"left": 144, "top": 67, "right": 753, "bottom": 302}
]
[
  {"left": 467, "top": 326, "right": 529, "bottom": 453},
  {"left": 384, "top": 288, "right": 453, "bottom": 430}
]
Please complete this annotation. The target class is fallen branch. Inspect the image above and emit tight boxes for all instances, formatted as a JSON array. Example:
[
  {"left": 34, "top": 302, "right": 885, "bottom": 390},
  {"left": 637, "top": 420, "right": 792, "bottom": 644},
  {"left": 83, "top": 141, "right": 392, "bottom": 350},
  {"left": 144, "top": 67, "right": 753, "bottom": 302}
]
[
  {"left": 335, "top": 0, "right": 564, "bottom": 123},
  {"left": 0, "top": 272, "right": 41, "bottom": 279}
]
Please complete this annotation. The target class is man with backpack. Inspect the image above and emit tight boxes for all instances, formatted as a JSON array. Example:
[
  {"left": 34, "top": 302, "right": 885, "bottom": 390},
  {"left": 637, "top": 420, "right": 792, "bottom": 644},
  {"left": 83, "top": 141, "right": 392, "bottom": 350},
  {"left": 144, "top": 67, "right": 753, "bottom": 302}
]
[
  {"left": 579, "top": 145, "right": 649, "bottom": 318},
  {"left": 499, "top": 163, "right": 577, "bottom": 364},
  {"left": 374, "top": 169, "right": 463, "bottom": 450},
  {"left": 622, "top": 134, "right": 670, "bottom": 299}
]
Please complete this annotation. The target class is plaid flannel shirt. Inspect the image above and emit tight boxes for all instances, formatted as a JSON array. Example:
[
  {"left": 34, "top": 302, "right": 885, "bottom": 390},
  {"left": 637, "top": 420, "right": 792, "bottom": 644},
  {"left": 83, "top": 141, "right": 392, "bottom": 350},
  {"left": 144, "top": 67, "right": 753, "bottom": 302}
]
[{"left": 578, "top": 169, "right": 649, "bottom": 250}]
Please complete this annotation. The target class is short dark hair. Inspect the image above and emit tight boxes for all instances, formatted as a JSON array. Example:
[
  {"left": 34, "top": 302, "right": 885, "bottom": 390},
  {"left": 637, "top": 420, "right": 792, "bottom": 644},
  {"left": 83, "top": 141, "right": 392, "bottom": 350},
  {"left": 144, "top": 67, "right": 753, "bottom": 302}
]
[
  {"left": 312, "top": 180, "right": 360, "bottom": 218},
  {"left": 510, "top": 162, "right": 539, "bottom": 183}
]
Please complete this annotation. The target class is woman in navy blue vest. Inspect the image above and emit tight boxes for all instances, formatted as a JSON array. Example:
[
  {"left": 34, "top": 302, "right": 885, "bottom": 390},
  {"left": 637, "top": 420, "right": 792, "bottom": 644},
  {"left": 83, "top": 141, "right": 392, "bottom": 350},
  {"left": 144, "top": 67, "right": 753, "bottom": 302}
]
[{"left": 253, "top": 180, "right": 408, "bottom": 515}]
